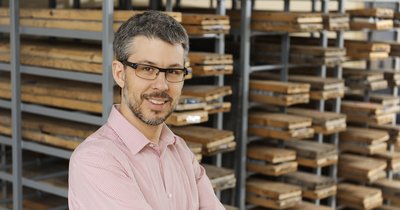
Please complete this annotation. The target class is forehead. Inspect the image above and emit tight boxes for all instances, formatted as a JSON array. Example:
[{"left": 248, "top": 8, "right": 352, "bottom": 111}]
[{"left": 127, "top": 36, "right": 185, "bottom": 65}]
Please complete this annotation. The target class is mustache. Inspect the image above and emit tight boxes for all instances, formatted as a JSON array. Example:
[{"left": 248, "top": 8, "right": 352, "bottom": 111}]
[{"left": 142, "top": 92, "right": 173, "bottom": 102}]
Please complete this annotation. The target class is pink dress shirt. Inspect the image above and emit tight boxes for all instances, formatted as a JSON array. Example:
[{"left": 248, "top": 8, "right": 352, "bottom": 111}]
[{"left": 68, "top": 105, "right": 225, "bottom": 210}]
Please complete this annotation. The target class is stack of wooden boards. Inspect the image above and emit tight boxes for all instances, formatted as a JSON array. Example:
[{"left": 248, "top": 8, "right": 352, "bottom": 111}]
[
  {"left": 283, "top": 171, "right": 336, "bottom": 200},
  {"left": 337, "top": 183, "right": 383, "bottom": 210},
  {"left": 249, "top": 80, "right": 310, "bottom": 106},
  {"left": 347, "top": 8, "right": 394, "bottom": 30},
  {"left": 247, "top": 143, "right": 297, "bottom": 176},
  {"left": 246, "top": 177, "right": 302, "bottom": 209},
  {"left": 188, "top": 52, "right": 233, "bottom": 76},
  {"left": 339, "top": 127, "right": 389, "bottom": 155},
  {"left": 339, "top": 154, "right": 387, "bottom": 183},
  {"left": 343, "top": 68, "right": 388, "bottom": 91},
  {"left": 0, "top": 8, "right": 230, "bottom": 37},
  {"left": 0, "top": 109, "right": 96, "bottom": 150},
  {"left": 253, "top": 37, "right": 346, "bottom": 66},
  {"left": 0, "top": 73, "right": 119, "bottom": 114},
  {"left": 181, "top": 13, "right": 230, "bottom": 36},
  {"left": 248, "top": 112, "right": 314, "bottom": 141},
  {"left": 182, "top": 85, "right": 232, "bottom": 114},
  {"left": 342, "top": 93, "right": 399, "bottom": 125},
  {"left": 345, "top": 40, "right": 391, "bottom": 60},
  {"left": 252, "top": 72, "right": 345, "bottom": 101},
  {"left": 0, "top": 8, "right": 182, "bottom": 31},
  {"left": 171, "top": 126, "right": 235, "bottom": 156},
  {"left": 372, "top": 178, "right": 400, "bottom": 206},
  {"left": 203, "top": 164, "right": 236, "bottom": 191},
  {"left": 285, "top": 140, "right": 338, "bottom": 168}
]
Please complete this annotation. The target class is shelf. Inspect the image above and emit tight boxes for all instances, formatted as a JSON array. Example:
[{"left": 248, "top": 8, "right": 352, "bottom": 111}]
[
  {"left": 0, "top": 99, "right": 11, "bottom": 109},
  {"left": 21, "top": 103, "right": 103, "bottom": 126},
  {"left": 0, "top": 135, "right": 12, "bottom": 147},
  {"left": 20, "top": 27, "right": 102, "bottom": 41},
  {"left": 250, "top": 64, "right": 285, "bottom": 73},
  {"left": 23, "top": 177, "right": 67, "bottom": 198},
  {"left": 20, "top": 65, "right": 103, "bottom": 84},
  {"left": 0, "top": 62, "right": 11, "bottom": 72},
  {"left": 0, "top": 25, "right": 9, "bottom": 33},
  {"left": 0, "top": 171, "right": 13, "bottom": 182},
  {"left": 22, "top": 141, "right": 72, "bottom": 160}
]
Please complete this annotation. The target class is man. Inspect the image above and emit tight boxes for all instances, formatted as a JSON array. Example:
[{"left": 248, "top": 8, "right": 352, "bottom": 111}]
[{"left": 68, "top": 11, "right": 225, "bottom": 210}]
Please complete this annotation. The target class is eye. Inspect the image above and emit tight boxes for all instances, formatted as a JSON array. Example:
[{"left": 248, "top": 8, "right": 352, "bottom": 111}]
[
  {"left": 142, "top": 66, "right": 154, "bottom": 72},
  {"left": 167, "top": 69, "right": 183, "bottom": 75}
]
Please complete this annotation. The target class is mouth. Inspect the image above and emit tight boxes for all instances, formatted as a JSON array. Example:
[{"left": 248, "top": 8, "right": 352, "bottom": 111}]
[{"left": 148, "top": 98, "right": 169, "bottom": 105}]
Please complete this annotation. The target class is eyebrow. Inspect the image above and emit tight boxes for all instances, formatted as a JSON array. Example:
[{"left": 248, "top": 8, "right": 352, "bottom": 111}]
[{"left": 139, "top": 60, "right": 184, "bottom": 68}]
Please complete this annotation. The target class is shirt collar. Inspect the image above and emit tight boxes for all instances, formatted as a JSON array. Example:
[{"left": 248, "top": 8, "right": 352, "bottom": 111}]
[{"left": 107, "top": 105, "right": 176, "bottom": 155}]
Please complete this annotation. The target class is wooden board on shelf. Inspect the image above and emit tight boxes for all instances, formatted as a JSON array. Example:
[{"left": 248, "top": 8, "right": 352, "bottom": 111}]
[
  {"left": 166, "top": 110, "right": 208, "bottom": 126},
  {"left": 246, "top": 177, "right": 302, "bottom": 209},
  {"left": 350, "top": 20, "right": 394, "bottom": 30},
  {"left": 250, "top": 91, "right": 310, "bottom": 106},
  {"left": 247, "top": 143, "right": 296, "bottom": 163},
  {"left": 0, "top": 109, "right": 96, "bottom": 150},
  {"left": 323, "top": 13, "right": 350, "bottom": 31},
  {"left": 337, "top": 183, "right": 383, "bottom": 210},
  {"left": 372, "top": 178, "right": 400, "bottom": 201},
  {"left": 188, "top": 52, "right": 233, "bottom": 65},
  {"left": 171, "top": 126, "right": 235, "bottom": 155},
  {"left": 285, "top": 140, "right": 337, "bottom": 159},
  {"left": 372, "top": 151, "right": 400, "bottom": 171},
  {"left": 286, "top": 201, "right": 334, "bottom": 210},
  {"left": 204, "top": 102, "right": 231, "bottom": 114},
  {"left": 175, "top": 96, "right": 206, "bottom": 111},
  {"left": 283, "top": 171, "right": 335, "bottom": 191},
  {"left": 251, "top": 11, "right": 323, "bottom": 23},
  {"left": 182, "top": 85, "right": 232, "bottom": 102},
  {"left": 339, "top": 154, "right": 387, "bottom": 183},
  {"left": 347, "top": 8, "right": 394, "bottom": 18},
  {"left": 249, "top": 112, "right": 312, "bottom": 130},
  {"left": 247, "top": 160, "right": 298, "bottom": 176},
  {"left": 303, "top": 185, "right": 337, "bottom": 200},
  {"left": 190, "top": 65, "right": 233, "bottom": 76},
  {"left": 341, "top": 101, "right": 384, "bottom": 115},
  {"left": 287, "top": 108, "right": 346, "bottom": 135},
  {"left": 250, "top": 80, "right": 310, "bottom": 94},
  {"left": 203, "top": 164, "right": 235, "bottom": 191},
  {"left": 340, "top": 127, "right": 389, "bottom": 144},
  {"left": 369, "top": 124, "right": 400, "bottom": 143},
  {"left": 181, "top": 13, "right": 229, "bottom": 25}
]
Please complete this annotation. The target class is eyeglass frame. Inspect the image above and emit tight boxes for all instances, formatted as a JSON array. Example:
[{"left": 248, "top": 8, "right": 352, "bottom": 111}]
[{"left": 119, "top": 60, "right": 189, "bottom": 83}]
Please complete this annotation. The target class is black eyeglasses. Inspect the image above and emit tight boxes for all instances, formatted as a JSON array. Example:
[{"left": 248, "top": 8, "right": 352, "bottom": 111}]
[{"left": 120, "top": 60, "right": 188, "bottom": 83}]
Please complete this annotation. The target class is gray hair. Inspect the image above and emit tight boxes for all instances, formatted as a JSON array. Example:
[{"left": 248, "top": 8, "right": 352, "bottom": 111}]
[{"left": 113, "top": 10, "right": 189, "bottom": 62}]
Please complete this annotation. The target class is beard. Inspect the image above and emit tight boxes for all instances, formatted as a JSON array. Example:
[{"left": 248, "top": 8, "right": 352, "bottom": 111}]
[{"left": 122, "top": 85, "right": 174, "bottom": 126}]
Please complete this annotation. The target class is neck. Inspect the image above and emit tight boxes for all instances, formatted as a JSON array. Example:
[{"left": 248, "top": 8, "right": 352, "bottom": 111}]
[{"left": 119, "top": 103, "right": 163, "bottom": 145}]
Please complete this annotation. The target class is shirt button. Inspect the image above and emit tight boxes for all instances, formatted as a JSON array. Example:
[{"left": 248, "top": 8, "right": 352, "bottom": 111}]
[
  {"left": 168, "top": 193, "right": 172, "bottom": 198},
  {"left": 149, "top": 143, "right": 154, "bottom": 147}
]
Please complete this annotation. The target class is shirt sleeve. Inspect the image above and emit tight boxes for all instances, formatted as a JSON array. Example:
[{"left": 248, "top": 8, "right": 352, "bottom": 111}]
[
  {"left": 192, "top": 153, "right": 225, "bottom": 210},
  {"left": 68, "top": 143, "right": 153, "bottom": 210}
]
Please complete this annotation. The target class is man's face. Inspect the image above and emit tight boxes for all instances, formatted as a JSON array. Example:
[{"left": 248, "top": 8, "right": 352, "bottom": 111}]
[{"left": 121, "top": 36, "right": 185, "bottom": 126}]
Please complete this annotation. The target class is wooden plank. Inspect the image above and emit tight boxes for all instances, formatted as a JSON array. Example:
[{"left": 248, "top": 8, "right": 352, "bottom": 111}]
[
  {"left": 341, "top": 100, "right": 384, "bottom": 115},
  {"left": 249, "top": 112, "right": 312, "bottom": 129},
  {"left": 190, "top": 65, "right": 233, "bottom": 76},
  {"left": 166, "top": 110, "right": 208, "bottom": 126},
  {"left": 303, "top": 185, "right": 337, "bottom": 200},
  {"left": 251, "top": 21, "right": 323, "bottom": 33},
  {"left": 250, "top": 80, "right": 310, "bottom": 94},
  {"left": 247, "top": 143, "right": 296, "bottom": 163},
  {"left": 287, "top": 201, "right": 334, "bottom": 210},
  {"left": 340, "top": 127, "right": 389, "bottom": 144},
  {"left": 309, "top": 88, "right": 345, "bottom": 100},
  {"left": 287, "top": 108, "right": 346, "bottom": 135},
  {"left": 246, "top": 193, "right": 302, "bottom": 210},
  {"left": 283, "top": 171, "right": 335, "bottom": 191},
  {"left": 323, "top": 13, "right": 350, "bottom": 31},
  {"left": 188, "top": 52, "right": 233, "bottom": 65},
  {"left": 339, "top": 142, "right": 387, "bottom": 155},
  {"left": 347, "top": 8, "right": 394, "bottom": 18},
  {"left": 247, "top": 161, "right": 298, "bottom": 176},
  {"left": 344, "top": 40, "right": 391, "bottom": 52},
  {"left": 171, "top": 126, "right": 234, "bottom": 149},
  {"left": 372, "top": 178, "right": 400, "bottom": 200},
  {"left": 350, "top": 20, "right": 394, "bottom": 30},
  {"left": 203, "top": 164, "right": 235, "bottom": 191},
  {"left": 183, "top": 24, "right": 230, "bottom": 36},
  {"left": 297, "top": 155, "right": 338, "bottom": 168},
  {"left": 175, "top": 96, "right": 206, "bottom": 111},
  {"left": 249, "top": 126, "right": 314, "bottom": 141},
  {"left": 182, "top": 85, "right": 232, "bottom": 102},
  {"left": 251, "top": 11, "right": 322, "bottom": 23},
  {"left": 251, "top": 72, "right": 344, "bottom": 91},
  {"left": 204, "top": 101, "right": 231, "bottom": 114},
  {"left": 339, "top": 154, "right": 387, "bottom": 183},
  {"left": 247, "top": 178, "right": 302, "bottom": 200},
  {"left": 181, "top": 13, "right": 229, "bottom": 25},
  {"left": 250, "top": 92, "right": 310, "bottom": 106},
  {"left": 337, "top": 183, "right": 383, "bottom": 210},
  {"left": 285, "top": 140, "right": 337, "bottom": 159}
]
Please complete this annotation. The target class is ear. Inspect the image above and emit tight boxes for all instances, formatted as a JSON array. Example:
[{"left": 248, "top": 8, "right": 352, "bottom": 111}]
[{"left": 112, "top": 60, "right": 126, "bottom": 88}]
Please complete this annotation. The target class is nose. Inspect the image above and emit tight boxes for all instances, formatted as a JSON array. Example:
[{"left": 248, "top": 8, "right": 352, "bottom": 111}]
[{"left": 152, "top": 72, "right": 169, "bottom": 91}]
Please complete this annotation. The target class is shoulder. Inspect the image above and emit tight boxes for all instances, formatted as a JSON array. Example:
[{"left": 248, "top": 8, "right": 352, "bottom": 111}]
[{"left": 70, "top": 125, "right": 126, "bottom": 168}]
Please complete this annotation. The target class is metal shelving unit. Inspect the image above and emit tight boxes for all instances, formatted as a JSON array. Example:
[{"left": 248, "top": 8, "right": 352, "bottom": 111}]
[
  {"left": 0, "top": 0, "right": 114, "bottom": 208},
  {"left": 233, "top": 0, "right": 345, "bottom": 209}
]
